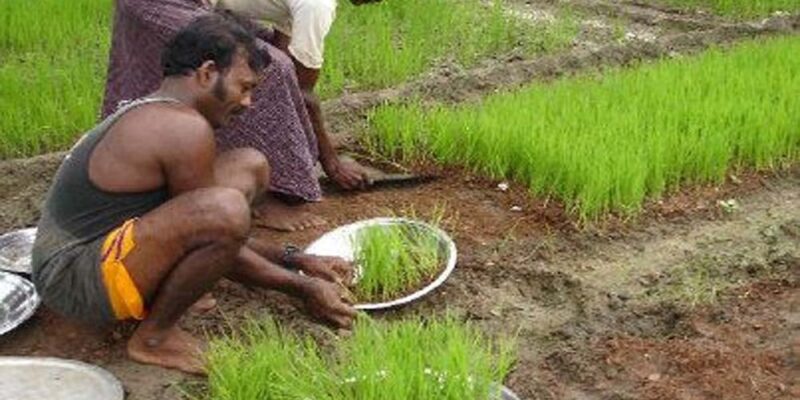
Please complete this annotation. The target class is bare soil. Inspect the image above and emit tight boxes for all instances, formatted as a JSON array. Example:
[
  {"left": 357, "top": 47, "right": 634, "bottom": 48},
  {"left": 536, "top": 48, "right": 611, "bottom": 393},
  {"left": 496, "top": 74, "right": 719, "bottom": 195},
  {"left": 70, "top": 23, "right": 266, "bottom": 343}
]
[{"left": 0, "top": 1, "right": 798, "bottom": 399}]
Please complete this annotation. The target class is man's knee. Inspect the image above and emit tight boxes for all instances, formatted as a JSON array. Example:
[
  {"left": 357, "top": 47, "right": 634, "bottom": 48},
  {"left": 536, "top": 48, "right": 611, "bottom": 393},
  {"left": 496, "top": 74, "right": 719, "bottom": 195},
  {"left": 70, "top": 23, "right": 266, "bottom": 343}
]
[
  {"left": 239, "top": 148, "right": 270, "bottom": 177},
  {"left": 236, "top": 148, "right": 270, "bottom": 191},
  {"left": 196, "top": 188, "right": 251, "bottom": 239}
]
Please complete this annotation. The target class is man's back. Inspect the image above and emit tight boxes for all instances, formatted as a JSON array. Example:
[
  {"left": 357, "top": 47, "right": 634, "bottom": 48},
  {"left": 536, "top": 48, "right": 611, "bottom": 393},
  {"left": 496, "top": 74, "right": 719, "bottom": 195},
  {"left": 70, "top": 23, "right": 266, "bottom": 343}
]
[{"left": 30, "top": 98, "right": 188, "bottom": 323}]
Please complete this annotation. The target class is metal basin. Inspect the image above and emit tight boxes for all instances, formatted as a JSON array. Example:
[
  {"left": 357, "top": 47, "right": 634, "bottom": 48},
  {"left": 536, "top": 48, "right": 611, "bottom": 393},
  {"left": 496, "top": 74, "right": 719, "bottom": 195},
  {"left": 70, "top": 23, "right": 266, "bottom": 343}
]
[
  {"left": 498, "top": 385, "right": 522, "bottom": 400},
  {"left": 0, "top": 228, "right": 37, "bottom": 275},
  {"left": 305, "top": 217, "right": 457, "bottom": 310},
  {"left": 0, "top": 271, "right": 39, "bottom": 336},
  {"left": 0, "top": 357, "right": 124, "bottom": 400}
]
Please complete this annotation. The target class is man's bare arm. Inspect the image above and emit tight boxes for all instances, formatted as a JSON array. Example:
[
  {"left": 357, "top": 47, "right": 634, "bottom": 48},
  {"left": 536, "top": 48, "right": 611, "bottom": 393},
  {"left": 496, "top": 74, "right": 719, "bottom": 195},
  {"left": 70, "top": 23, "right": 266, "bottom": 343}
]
[
  {"left": 156, "top": 110, "right": 218, "bottom": 196},
  {"left": 232, "top": 246, "right": 356, "bottom": 328},
  {"left": 245, "top": 238, "right": 354, "bottom": 284}
]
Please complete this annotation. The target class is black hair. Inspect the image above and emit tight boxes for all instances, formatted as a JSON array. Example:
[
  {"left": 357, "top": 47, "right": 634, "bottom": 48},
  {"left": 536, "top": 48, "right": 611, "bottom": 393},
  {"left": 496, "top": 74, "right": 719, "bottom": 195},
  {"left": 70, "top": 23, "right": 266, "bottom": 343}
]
[{"left": 161, "top": 12, "right": 268, "bottom": 78}]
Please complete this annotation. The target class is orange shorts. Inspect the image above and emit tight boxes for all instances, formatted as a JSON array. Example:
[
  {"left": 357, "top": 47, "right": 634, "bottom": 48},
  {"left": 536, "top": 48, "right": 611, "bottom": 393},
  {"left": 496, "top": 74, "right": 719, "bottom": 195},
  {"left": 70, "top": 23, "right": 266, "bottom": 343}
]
[{"left": 100, "top": 219, "right": 146, "bottom": 321}]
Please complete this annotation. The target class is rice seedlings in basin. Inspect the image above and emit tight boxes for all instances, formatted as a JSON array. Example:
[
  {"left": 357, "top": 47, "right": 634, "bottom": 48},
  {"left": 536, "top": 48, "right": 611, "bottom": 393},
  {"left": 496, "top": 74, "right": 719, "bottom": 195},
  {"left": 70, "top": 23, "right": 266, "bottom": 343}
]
[
  {"left": 354, "top": 223, "right": 441, "bottom": 302},
  {"left": 368, "top": 36, "right": 800, "bottom": 220},
  {"left": 207, "top": 315, "right": 516, "bottom": 400}
]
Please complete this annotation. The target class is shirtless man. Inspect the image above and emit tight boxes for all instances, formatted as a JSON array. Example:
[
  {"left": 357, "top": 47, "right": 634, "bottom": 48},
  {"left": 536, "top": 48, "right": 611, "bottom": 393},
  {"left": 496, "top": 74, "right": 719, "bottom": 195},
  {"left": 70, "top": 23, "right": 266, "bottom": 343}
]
[{"left": 31, "top": 14, "right": 356, "bottom": 374}]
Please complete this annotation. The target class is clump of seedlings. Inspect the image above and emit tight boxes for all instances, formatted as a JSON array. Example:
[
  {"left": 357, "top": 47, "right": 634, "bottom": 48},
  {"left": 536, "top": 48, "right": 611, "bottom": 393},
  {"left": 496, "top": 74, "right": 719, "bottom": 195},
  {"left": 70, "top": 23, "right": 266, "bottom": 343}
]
[
  {"left": 353, "top": 219, "right": 442, "bottom": 302},
  {"left": 353, "top": 224, "right": 440, "bottom": 302},
  {"left": 369, "top": 36, "right": 800, "bottom": 220},
  {"left": 207, "top": 315, "right": 516, "bottom": 400}
]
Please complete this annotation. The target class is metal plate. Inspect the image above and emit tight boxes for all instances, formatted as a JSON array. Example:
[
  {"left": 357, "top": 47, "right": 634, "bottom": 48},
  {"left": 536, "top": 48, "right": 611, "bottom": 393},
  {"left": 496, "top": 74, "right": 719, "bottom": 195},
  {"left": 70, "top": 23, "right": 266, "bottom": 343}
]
[
  {"left": 0, "top": 271, "right": 40, "bottom": 336},
  {"left": 0, "top": 357, "right": 124, "bottom": 400},
  {"left": 499, "top": 385, "right": 521, "bottom": 400},
  {"left": 305, "top": 217, "right": 457, "bottom": 311},
  {"left": 0, "top": 228, "right": 37, "bottom": 275}
]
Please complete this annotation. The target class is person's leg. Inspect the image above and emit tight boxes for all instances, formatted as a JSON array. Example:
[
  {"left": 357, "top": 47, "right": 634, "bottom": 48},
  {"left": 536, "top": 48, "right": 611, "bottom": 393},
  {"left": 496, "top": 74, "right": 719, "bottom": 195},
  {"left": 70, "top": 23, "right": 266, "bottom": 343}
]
[
  {"left": 120, "top": 187, "right": 251, "bottom": 374},
  {"left": 213, "top": 148, "right": 270, "bottom": 202},
  {"left": 215, "top": 148, "right": 326, "bottom": 231},
  {"left": 215, "top": 46, "right": 329, "bottom": 232},
  {"left": 182, "top": 147, "right": 269, "bottom": 314}
]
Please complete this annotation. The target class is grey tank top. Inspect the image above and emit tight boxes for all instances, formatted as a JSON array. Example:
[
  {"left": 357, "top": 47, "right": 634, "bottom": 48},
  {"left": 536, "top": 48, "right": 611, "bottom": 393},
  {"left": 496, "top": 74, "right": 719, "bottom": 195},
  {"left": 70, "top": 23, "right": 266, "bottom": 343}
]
[{"left": 32, "top": 97, "right": 178, "bottom": 272}]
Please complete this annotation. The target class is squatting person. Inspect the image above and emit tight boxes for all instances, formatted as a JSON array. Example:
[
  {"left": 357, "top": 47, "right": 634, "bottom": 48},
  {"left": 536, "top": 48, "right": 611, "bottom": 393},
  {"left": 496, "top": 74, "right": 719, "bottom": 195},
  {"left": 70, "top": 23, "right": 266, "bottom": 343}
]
[{"left": 32, "top": 14, "right": 356, "bottom": 374}]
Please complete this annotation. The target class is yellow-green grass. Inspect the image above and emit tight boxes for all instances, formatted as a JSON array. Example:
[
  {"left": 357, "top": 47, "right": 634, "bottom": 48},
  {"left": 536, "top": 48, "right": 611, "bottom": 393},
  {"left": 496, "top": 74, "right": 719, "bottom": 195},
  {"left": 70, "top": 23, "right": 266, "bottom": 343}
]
[
  {"left": 321, "top": 0, "right": 578, "bottom": 98},
  {"left": 1, "top": 0, "right": 576, "bottom": 159},
  {"left": 354, "top": 224, "right": 441, "bottom": 302},
  {"left": 0, "top": 0, "right": 112, "bottom": 159},
  {"left": 207, "top": 315, "right": 516, "bottom": 400},
  {"left": 367, "top": 36, "right": 800, "bottom": 220},
  {"left": 665, "top": 0, "right": 800, "bottom": 16}
]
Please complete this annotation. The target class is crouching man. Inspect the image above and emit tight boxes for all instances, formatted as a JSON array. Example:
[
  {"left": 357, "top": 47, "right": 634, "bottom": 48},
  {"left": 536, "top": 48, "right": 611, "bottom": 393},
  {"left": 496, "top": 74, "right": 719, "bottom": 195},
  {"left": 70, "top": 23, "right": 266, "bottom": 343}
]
[{"left": 32, "top": 13, "right": 355, "bottom": 374}]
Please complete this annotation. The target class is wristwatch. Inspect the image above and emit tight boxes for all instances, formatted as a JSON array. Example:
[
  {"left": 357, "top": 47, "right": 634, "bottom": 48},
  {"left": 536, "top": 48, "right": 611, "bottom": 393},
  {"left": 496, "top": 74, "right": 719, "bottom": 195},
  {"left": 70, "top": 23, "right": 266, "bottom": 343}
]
[{"left": 282, "top": 244, "right": 302, "bottom": 271}]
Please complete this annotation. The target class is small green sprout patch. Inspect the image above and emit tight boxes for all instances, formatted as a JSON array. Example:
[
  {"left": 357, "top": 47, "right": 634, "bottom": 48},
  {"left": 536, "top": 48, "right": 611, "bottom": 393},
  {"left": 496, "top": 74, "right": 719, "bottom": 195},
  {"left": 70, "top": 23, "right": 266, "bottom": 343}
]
[
  {"left": 354, "top": 223, "right": 442, "bottom": 302},
  {"left": 207, "top": 315, "right": 516, "bottom": 400}
]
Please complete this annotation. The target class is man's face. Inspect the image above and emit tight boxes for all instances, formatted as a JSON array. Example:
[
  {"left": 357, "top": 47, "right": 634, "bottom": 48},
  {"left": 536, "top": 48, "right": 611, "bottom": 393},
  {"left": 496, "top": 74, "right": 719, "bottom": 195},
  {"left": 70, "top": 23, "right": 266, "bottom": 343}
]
[{"left": 200, "top": 51, "right": 259, "bottom": 128}]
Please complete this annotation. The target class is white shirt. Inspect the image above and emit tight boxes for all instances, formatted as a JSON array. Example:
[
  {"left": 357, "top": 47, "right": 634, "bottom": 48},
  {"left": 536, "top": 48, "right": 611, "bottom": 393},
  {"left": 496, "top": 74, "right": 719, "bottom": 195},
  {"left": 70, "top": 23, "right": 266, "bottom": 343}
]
[{"left": 214, "top": 0, "right": 337, "bottom": 69}]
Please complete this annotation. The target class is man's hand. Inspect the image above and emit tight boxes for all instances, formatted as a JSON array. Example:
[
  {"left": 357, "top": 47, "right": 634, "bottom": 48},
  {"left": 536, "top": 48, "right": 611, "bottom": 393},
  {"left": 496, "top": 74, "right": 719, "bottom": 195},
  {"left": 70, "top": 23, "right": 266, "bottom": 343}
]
[
  {"left": 322, "top": 156, "right": 369, "bottom": 190},
  {"left": 302, "top": 278, "right": 357, "bottom": 328},
  {"left": 294, "top": 254, "right": 355, "bottom": 286}
]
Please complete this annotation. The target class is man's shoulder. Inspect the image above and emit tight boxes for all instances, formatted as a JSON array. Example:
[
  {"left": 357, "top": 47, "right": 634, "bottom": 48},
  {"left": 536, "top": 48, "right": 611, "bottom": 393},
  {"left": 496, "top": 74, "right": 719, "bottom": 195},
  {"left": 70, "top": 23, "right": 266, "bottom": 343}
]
[
  {"left": 106, "top": 101, "right": 216, "bottom": 168},
  {"left": 116, "top": 102, "right": 214, "bottom": 145},
  {"left": 130, "top": 101, "right": 211, "bottom": 131}
]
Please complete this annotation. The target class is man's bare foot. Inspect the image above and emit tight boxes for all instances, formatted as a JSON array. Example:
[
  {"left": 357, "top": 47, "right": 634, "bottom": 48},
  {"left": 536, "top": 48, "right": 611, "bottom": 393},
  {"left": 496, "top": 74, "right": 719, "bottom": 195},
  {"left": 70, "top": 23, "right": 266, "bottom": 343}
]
[
  {"left": 127, "top": 324, "right": 206, "bottom": 375},
  {"left": 253, "top": 194, "right": 326, "bottom": 232},
  {"left": 189, "top": 292, "right": 217, "bottom": 313}
]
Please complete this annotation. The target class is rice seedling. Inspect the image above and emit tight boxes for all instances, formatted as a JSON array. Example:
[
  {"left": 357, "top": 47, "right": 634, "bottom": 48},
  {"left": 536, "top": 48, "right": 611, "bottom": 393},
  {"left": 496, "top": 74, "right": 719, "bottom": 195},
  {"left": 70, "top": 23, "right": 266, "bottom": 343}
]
[
  {"left": 1, "top": 0, "right": 576, "bottom": 158},
  {"left": 354, "top": 221, "right": 442, "bottom": 302},
  {"left": 321, "top": 0, "right": 578, "bottom": 98},
  {"left": 207, "top": 315, "right": 516, "bottom": 400},
  {"left": 0, "top": 0, "right": 112, "bottom": 159},
  {"left": 368, "top": 36, "right": 800, "bottom": 220},
  {"left": 0, "top": 0, "right": 110, "bottom": 55},
  {"left": 664, "top": 0, "right": 800, "bottom": 17}
]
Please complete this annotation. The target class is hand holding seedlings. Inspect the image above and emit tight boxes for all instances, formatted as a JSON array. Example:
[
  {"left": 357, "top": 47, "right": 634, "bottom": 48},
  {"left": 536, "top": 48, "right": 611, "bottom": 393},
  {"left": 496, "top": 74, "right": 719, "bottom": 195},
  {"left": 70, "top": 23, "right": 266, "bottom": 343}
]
[
  {"left": 291, "top": 253, "right": 357, "bottom": 287},
  {"left": 303, "top": 277, "right": 358, "bottom": 329}
]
